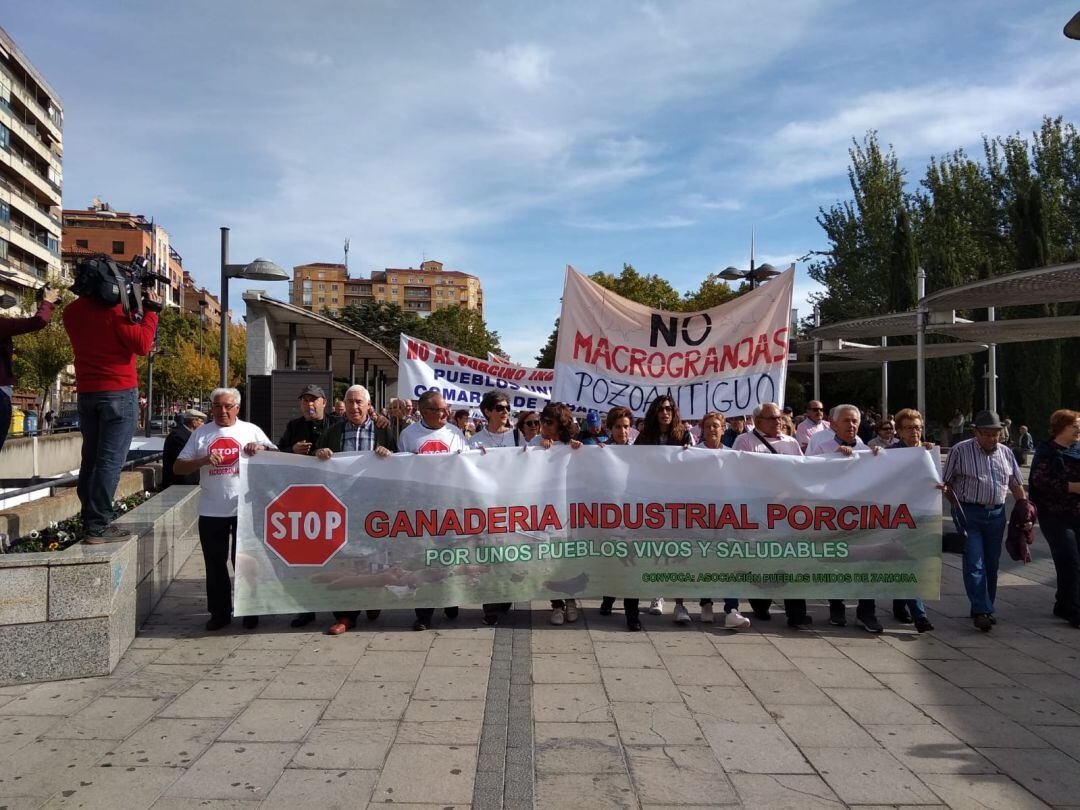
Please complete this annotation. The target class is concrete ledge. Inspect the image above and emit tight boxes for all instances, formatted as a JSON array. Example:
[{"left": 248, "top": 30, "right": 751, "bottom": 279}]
[
  {"left": 0, "top": 432, "right": 83, "bottom": 479},
  {"left": 0, "top": 465, "right": 161, "bottom": 542},
  {"left": 0, "top": 484, "right": 199, "bottom": 685}
]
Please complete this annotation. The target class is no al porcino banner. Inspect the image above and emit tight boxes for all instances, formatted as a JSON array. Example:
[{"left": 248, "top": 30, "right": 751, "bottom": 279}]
[{"left": 552, "top": 265, "right": 795, "bottom": 418}]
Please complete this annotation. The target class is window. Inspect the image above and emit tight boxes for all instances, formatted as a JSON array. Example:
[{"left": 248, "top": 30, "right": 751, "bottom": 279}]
[
  {"left": 331, "top": 297, "right": 339, "bottom": 303},
  {"left": 436, "top": 289, "right": 442, "bottom": 297},
  {"left": 391, "top": 287, "right": 398, "bottom": 295},
  {"left": 0, "top": 123, "right": 9, "bottom": 150},
  {"left": 0, "top": 238, "right": 7, "bottom": 259},
  {"left": 0, "top": 203, "right": 8, "bottom": 223},
  {"left": 112, "top": 240, "right": 125, "bottom": 254},
  {"left": 391, "top": 276, "right": 397, "bottom": 283},
  {"left": 331, "top": 283, "right": 338, "bottom": 291}
]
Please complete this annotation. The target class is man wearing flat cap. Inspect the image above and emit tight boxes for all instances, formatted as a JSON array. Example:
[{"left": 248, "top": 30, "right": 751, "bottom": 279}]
[
  {"left": 943, "top": 410, "right": 1027, "bottom": 632},
  {"left": 163, "top": 408, "right": 206, "bottom": 487},
  {"left": 278, "top": 384, "right": 339, "bottom": 458}
]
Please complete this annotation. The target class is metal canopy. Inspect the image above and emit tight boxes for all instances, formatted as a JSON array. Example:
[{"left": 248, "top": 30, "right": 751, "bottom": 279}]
[
  {"left": 921, "top": 261, "right": 1080, "bottom": 311},
  {"left": 788, "top": 359, "right": 883, "bottom": 373},
  {"left": 809, "top": 312, "right": 918, "bottom": 340},
  {"left": 820, "top": 342, "right": 988, "bottom": 363},
  {"left": 933, "top": 315, "right": 1080, "bottom": 344},
  {"left": 243, "top": 291, "right": 398, "bottom": 381}
]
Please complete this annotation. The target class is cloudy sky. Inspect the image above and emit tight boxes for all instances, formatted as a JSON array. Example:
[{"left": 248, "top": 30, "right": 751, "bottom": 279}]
[{"left": 6, "top": 2, "right": 1080, "bottom": 362}]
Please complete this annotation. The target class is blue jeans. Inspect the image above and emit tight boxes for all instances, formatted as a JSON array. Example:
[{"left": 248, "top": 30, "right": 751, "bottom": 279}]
[
  {"left": 956, "top": 503, "right": 1006, "bottom": 615},
  {"left": 894, "top": 598, "right": 927, "bottom": 619},
  {"left": 77, "top": 389, "right": 137, "bottom": 536}
]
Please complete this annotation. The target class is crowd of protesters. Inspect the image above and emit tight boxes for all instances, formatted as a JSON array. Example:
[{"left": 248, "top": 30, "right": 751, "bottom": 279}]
[{"left": 145, "top": 376, "right": 1077, "bottom": 638}]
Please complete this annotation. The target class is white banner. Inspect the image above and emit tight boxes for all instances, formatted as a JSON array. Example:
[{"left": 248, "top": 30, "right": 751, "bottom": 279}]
[
  {"left": 553, "top": 266, "right": 794, "bottom": 418},
  {"left": 234, "top": 446, "right": 942, "bottom": 615},
  {"left": 398, "top": 333, "right": 555, "bottom": 411}
]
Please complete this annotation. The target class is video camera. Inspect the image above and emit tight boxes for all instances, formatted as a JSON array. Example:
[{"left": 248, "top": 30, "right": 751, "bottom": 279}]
[{"left": 71, "top": 255, "right": 168, "bottom": 323}]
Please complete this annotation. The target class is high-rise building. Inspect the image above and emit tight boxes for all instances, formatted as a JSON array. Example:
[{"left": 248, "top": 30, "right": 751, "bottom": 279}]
[
  {"left": 0, "top": 25, "right": 64, "bottom": 297},
  {"left": 289, "top": 259, "right": 483, "bottom": 318},
  {"left": 61, "top": 200, "right": 184, "bottom": 309}
]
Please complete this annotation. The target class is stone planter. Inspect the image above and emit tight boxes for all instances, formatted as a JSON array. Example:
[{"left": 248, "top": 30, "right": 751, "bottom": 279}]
[{"left": 0, "top": 485, "right": 199, "bottom": 685}]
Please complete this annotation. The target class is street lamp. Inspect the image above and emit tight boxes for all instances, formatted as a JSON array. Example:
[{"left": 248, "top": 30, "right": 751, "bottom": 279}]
[
  {"left": 1066, "top": 10, "right": 1080, "bottom": 39},
  {"left": 219, "top": 227, "right": 287, "bottom": 387},
  {"left": 718, "top": 261, "right": 780, "bottom": 290}
]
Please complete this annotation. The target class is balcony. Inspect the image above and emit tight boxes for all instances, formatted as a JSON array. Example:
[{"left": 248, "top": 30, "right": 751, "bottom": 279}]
[
  {"left": 1, "top": 219, "right": 58, "bottom": 265},
  {"left": 0, "top": 104, "right": 51, "bottom": 164},
  {"left": 0, "top": 148, "right": 60, "bottom": 207},
  {"left": 0, "top": 63, "right": 62, "bottom": 140}
]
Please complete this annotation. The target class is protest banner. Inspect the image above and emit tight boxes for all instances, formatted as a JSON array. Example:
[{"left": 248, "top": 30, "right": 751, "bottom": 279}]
[
  {"left": 234, "top": 446, "right": 942, "bottom": 615},
  {"left": 552, "top": 265, "right": 795, "bottom": 418},
  {"left": 398, "top": 333, "right": 555, "bottom": 411}
]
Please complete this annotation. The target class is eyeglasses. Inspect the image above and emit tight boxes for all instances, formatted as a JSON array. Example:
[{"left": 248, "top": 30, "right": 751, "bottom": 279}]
[
  {"left": 492, "top": 404, "right": 510, "bottom": 412},
  {"left": 523, "top": 420, "right": 540, "bottom": 427},
  {"left": 420, "top": 405, "right": 447, "bottom": 413},
  {"left": 759, "top": 415, "right": 782, "bottom": 420},
  {"left": 658, "top": 405, "right": 673, "bottom": 412},
  {"left": 211, "top": 402, "right": 238, "bottom": 410},
  {"left": 808, "top": 407, "right": 824, "bottom": 412}
]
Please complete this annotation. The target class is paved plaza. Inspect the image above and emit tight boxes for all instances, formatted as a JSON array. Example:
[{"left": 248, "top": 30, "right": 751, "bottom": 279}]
[{"left": 1, "top": 528, "right": 1079, "bottom": 809}]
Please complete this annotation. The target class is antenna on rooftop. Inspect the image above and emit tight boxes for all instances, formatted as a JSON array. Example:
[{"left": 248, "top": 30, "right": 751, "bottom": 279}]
[{"left": 344, "top": 238, "right": 350, "bottom": 270}]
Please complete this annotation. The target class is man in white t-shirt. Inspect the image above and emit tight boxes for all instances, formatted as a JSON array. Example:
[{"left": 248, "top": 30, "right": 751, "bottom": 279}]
[
  {"left": 174, "top": 386, "right": 276, "bottom": 631},
  {"left": 795, "top": 400, "right": 830, "bottom": 451},
  {"left": 732, "top": 403, "right": 804, "bottom": 456},
  {"left": 398, "top": 390, "right": 466, "bottom": 630}
]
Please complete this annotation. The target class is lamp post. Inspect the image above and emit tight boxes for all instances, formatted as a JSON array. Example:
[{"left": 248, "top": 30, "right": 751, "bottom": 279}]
[
  {"left": 218, "top": 227, "right": 287, "bottom": 388},
  {"left": 718, "top": 232, "right": 782, "bottom": 290}
]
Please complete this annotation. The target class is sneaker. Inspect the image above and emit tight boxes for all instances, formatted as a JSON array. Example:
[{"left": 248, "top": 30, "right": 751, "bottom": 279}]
[
  {"left": 205, "top": 614, "right": 231, "bottom": 632},
  {"left": 412, "top": 619, "right": 428, "bottom": 631},
  {"left": 649, "top": 598, "right": 665, "bottom": 615},
  {"left": 550, "top": 607, "right": 565, "bottom": 626},
  {"left": 973, "top": 613, "right": 992, "bottom": 632},
  {"left": 751, "top": 604, "right": 772, "bottom": 620},
  {"left": 699, "top": 603, "right": 714, "bottom": 623},
  {"left": 241, "top": 615, "right": 259, "bottom": 630},
  {"left": 914, "top": 616, "right": 934, "bottom": 633},
  {"left": 723, "top": 610, "right": 751, "bottom": 631},
  {"left": 290, "top": 612, "right": 316, "bottom": 628},
  {"left": 83, "top": 526, "right": 135, "bottom": 544},
  {"left": 855, "top": 613, "right": 883, "bottom": 633},
  {"left": 565, "top": 600, "right": 579, "bottom": 623},
  {"left": 626, "top": 616, "right": 642, "bottom": 632},
  {"left": 829, "top": 603, "right": 847, "bottom": 627},
  {"left": 673, "top": 604, "right": 692, "bottom": 625},
  {"left": 599, "top": 597, "right": 615, "bottom": 616},
  {"left": 787, "top": 614, "right": 813, "bottom": 629}
]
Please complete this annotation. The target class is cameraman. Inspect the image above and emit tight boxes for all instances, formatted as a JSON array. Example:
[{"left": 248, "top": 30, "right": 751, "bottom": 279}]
[
  {"left": 0, "top": 287, "right": 60, "bottom": 452},
  {"left": 63, "top": 283, "right": 160, "bottom": 542}
]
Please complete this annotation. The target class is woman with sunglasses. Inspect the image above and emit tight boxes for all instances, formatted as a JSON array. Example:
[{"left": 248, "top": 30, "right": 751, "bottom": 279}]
[
  {"left": 470, "top": 392, "right": 524, "bottom": 624},
  {"left": 598, "top": 406, "right": 643, "bottom": 630},
  {"left": 538, "top": 402, "right": 583, "bottom": 624},
  {"left": 516, "top": 410, "right": 542, "bottom": 444},
  {"left": 868, "top": 418, "right": 897, "bottom": 449},
  {"left": 887, "top": 408, "right": 934, "bottom": 632},
  {"left": 635, "top": 396, "right": 698, "bottom": 623}
]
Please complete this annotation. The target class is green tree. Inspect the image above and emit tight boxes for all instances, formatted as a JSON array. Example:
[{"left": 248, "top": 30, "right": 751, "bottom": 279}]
[
  {"left": 682, "top": 274, "right": 740, "bottom": 311},
  {"left": 334, "top": 301, "right": 420, "bottom": 353},
  {"left": 157, "top": 338, "right": 219, "bottom": 402},
  {"left": 412, "top": 305, "right": 502, "bottom": 358},
  {"left": 13, "top": 285, "right": 75, "bottom": 413},
  {"left": 884, "top": 207, "right": 919, "bottom": 410}
]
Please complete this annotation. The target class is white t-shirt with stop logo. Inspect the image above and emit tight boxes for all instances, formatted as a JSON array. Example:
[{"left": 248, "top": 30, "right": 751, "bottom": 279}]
[
  {"left": 398, "top": 421, "right": 467, "bottom": 455},
  {"left": 178, "top": 419, "right": 276, "bottom": 517}
]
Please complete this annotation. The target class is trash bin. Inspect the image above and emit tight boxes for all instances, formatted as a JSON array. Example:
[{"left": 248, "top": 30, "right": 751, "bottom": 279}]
[
  {"left": 10, "top": 407, "right": 24, "bottom": 437},
  {"left": 24, "top": 411, "right": 37, "bottom": 436}
]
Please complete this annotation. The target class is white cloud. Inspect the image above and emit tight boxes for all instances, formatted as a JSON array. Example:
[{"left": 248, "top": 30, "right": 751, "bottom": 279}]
[{"left": 476, "top": 43, "right": 552, "bottom": 89}]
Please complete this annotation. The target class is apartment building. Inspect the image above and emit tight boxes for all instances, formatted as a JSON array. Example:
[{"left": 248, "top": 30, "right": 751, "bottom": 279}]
[
  {"left": 290, "top": 259, "right": 483, "bottom": 318},
  {"left": 0, "top": 26, "right": 64, "bottom": 297},
  {"left": 181, "top": 270, "right": 226, "bottom": 330},
  {"left": 61, "top": 200, "right": 184, "bottom": 308}
]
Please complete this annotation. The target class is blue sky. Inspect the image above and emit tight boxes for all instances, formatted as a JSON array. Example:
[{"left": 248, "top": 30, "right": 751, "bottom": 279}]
[{"left": 6, "top": 2, "right": 1080, "bottom": 362}]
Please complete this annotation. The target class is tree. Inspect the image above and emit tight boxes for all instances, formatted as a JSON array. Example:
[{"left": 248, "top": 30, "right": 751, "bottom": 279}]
[
  {"left": 335, "top": 301, "right": 420, "bottom": 353},
  {"left": 156, "top": 338, "right": 218, "bottom": 402},
  {"left": 682, "top": 274, "right": 740, "bottom": 311},
  {"left": 13, "top": 285, "right": 75, "bottom": 413},
  {"left": 884, "top": 207, "right": 919, "bottom": 410},
  {"left": 412, "top": 305, "right": 502, "bottom": 358}
]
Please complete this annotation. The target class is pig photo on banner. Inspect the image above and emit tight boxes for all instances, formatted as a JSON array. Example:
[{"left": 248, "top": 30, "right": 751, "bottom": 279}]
[
  {"left": 397, "top": 333, "right": 556, "bottom": 411},
  {"left": 553, "top": 265, "right": 795, "bottom": 418}
]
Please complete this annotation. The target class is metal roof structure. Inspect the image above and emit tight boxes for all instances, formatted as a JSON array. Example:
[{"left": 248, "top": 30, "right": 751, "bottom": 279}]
[
  {"left": 932, "top": 315, "right": 1080, "bottom": 344},
  {"left": 921, "top": 261, "right": 1080, "bottom": 311},
  {"left": 819, "top": 342, "right": 987, "bottom": 362}
]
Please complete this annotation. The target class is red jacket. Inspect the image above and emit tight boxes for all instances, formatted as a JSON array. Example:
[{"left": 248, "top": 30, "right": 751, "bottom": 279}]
[
  {"left": 63, "top": 298, "right": 157, "bottom": 393},
  {"left": 0, "top": 300, "right": 54, "bottom": 387}
]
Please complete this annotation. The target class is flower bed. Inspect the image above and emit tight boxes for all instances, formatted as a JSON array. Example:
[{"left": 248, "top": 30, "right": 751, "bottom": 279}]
[{"left": 6, "top": 492, "right": 153, "bottom": 554}]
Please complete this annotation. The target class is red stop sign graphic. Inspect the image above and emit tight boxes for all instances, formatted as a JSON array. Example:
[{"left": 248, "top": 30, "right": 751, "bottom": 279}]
[
  {"left": 209, "top": 437, "right": 241, "bottom": 468},
  {"left": 264, "top": 484, "right": 348, "bottom": 566},
  {"left": 417, "top": 439, "right": 450, "bottom": 454}
]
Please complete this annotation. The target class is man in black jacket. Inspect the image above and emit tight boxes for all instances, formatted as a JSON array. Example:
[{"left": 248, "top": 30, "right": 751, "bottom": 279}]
[
  {"left": 314, "top": 384, "right": 397, "bottom": 636},
  {"left": 162, "top": 408, "right": 206, "bottom": 487},
  {"left": 278, "top": 384, "right": 338, "bottom": 457}
]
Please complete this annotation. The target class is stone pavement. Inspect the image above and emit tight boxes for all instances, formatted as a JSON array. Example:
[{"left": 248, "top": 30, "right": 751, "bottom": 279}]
[{"left": 1, "top": 531, "right": 1080, "bottom": 809}]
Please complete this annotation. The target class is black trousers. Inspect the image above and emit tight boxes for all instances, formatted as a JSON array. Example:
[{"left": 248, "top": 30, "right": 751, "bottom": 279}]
[
  {"left": 830, "top": 598, "right": 876, "bottom": 616},
  {"left": 1041, "top": 512, "right": 1080, "bottom": 620},
  {"left": 600, "top": 597, "right": 641, "bottom": 617},
  {"left": 199, "top": 515, "right": 237, "bottom": 619},
  {"left": 334, "top": 610, "right": 381, "bottom": 623},
  {"left": 748, "top": 598, "right": 772, "bottom": 615}
]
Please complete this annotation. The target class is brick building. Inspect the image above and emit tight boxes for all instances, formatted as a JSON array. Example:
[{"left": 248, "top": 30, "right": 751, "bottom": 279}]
[
  {"left": 181, "top": 271, "right": 226, "bottom": 330},
  {"left": 0, "top": 25, "right": 64, "bottom": 298},
  {"left": 289, "top": 259, "right": 483, "bottom": 318},
  {"left": 61, "top": 200, "right": 184, "bottom": 309}
]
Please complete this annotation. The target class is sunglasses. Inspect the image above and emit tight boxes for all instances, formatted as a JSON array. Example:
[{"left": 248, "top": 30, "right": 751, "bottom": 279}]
[
  {"left": 808, "top": 407, "right": 824, "bottom": 412},
  {"left": 658, "top": 405, "right": 674, "bottom": 412},
  {"left": 491, "top": 404, "right": 510, "bottom": 412},
  {"left": 523, "top": 420, "right": 540, "bottom": 427}
]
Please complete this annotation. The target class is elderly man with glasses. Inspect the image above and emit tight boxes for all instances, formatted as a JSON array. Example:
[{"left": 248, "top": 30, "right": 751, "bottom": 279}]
[
  {"left": 399, "top": 390, "right": 467, "bottom": 630},
  {"left": 795, "top": 400, "right": 830, "bottom": 452},
  {"left": 173, "top": 387, "right": 276, "bottom": 631}
]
